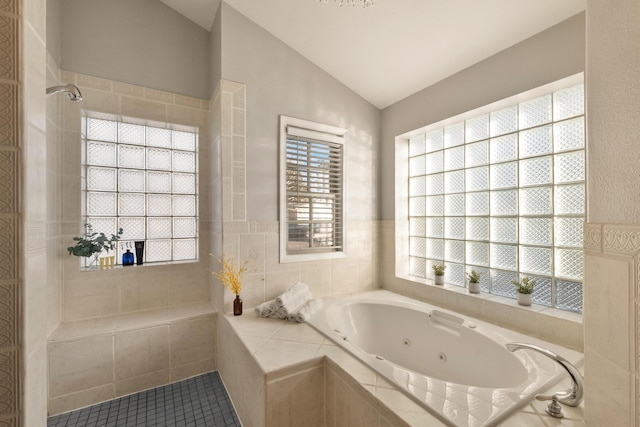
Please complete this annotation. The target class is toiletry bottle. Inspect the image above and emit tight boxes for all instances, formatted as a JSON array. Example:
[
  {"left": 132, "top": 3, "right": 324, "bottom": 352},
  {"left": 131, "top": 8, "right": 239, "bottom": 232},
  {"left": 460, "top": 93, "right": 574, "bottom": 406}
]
[
  {"left": 135, "top": 241, "right": 145, "bottom": 265},
  {"left": 122, "top": 249, "right": 134, "bottom": 266}
]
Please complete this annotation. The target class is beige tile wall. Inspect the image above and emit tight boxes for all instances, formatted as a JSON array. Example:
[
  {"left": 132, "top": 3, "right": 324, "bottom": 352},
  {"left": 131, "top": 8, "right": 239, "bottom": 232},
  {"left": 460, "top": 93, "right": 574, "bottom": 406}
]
[
  {"left": 211, "top": 79, "right": 380, "bottom": 317},
  {"left": 48, "top": 311, "right": 217, "bottom": 415},
  {"left": 46, "top": 72, "right": 218, "bottom": 416},
  {"left": 217, "top": 315, "right": 265, "bottom": 427},
  {"left": 58, "top": 71, "right": 212, "bottom": 322},
  {"left": 0, "top": 1, "right": 21, "bottom": 425},
  {"left": 325, "top": 359, "right": 411, "bottom": 427},
  {"left": 583, "top": 223, "right": 639, "bottom": 426},
  {"left": 265, "top": 365, "right": 325, "bottom": 427},
  {"left": 22, "top": 0, "right": 53, "bottom": 424},
  {"left": 46, "top": 51, "right": 63, "bottom": 339}
]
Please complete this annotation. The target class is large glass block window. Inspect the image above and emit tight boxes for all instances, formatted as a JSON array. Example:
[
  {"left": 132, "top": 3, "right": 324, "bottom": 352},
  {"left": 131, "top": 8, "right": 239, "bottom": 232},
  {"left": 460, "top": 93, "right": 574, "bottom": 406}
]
[
  {"left": 407, "top": 82, "right": 584, "bottom": 312},
  {"left": 83, "top": 115, "right": 198, "bottom": 265},
  {"left": 279, "top": 116, "right": 347, "bottom": 263}
]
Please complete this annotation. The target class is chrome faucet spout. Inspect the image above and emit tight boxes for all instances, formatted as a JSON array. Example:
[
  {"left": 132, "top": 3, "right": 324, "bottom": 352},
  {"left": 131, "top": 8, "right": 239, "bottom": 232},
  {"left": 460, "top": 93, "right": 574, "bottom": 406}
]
[{"left": 506, "top": 342, "right": 583, "bottom": 407}]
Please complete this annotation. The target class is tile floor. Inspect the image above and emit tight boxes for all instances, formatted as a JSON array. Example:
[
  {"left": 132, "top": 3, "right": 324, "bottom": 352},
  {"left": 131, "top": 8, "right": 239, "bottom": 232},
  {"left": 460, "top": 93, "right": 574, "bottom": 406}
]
[{"left": 47, "top": 372, "right": 241, "bottom": 427}]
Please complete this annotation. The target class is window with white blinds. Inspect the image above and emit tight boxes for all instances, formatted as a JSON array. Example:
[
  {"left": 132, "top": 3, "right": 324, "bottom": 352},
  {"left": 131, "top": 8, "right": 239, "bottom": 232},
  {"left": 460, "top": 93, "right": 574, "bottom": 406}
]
[{"left": 279, "top": 116, "right": 347, "bottom": 262}]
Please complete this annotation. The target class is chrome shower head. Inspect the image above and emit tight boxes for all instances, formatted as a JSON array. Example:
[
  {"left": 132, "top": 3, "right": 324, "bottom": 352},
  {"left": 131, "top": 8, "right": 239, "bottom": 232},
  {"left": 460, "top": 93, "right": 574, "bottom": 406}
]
[{"left": 46, "top": 84, "right": 83, "bottom": 102}]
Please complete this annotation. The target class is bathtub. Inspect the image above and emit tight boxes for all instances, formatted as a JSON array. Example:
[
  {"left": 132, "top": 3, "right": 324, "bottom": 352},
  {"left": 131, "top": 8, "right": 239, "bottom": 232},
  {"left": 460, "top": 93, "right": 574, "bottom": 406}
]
[{"left": 308, "top": 290, "right": 583, "bottom": 426}]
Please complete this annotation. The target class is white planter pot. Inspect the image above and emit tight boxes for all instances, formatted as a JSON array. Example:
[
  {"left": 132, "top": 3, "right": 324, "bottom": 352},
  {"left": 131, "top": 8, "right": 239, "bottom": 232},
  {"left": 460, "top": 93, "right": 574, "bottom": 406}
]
[
  {"left": 517, "top": 292, "right": 532, "bottom": 306},
  {"left": 468, "top": 281, "right": 480, "bottom": 294},
  {"left": 434, "top": 275, "right": 444, "bottom": 286}
]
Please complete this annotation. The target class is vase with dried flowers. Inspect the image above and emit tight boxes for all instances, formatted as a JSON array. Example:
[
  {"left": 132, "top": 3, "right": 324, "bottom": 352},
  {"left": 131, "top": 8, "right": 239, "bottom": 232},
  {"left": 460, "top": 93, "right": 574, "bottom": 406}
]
[{"left": 214, "top": 255, "right": 249, "bottom": 315}]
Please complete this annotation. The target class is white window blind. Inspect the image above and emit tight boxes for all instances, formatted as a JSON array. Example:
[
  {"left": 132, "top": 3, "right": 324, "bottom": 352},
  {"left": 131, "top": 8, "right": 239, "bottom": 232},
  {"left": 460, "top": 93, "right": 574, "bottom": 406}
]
[{"left": 279, "top": 116, "right": 347, "bottom": 262}]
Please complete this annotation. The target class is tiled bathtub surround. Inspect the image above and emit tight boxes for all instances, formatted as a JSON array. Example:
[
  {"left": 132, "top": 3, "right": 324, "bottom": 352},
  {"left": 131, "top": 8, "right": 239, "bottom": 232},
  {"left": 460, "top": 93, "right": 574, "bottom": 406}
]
[
  {"left": 47, "top": 302, "right": 217, "bottom": 415},
  {"left": 219, "top": 299, "right": 584, "bottom": 426}
]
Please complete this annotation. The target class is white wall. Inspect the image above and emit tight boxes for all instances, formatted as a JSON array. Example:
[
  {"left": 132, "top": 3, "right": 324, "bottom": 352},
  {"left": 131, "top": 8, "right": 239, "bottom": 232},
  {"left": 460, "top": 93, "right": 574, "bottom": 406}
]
[
  {"left": 380, "top": 13, "right": 586, "bottom": 220},
  {"left": 60, "top": 0, "right": 211, "bottom": 99},
  {"left": 220, "top": 2, "right": 381, "bottom": 222}
]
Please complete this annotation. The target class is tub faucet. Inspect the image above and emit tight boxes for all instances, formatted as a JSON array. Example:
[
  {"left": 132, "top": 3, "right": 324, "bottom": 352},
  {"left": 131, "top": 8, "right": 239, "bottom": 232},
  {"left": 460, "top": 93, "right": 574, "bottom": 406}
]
[{"left": 506, "top": 342, "right": 583, "bottom": 408}]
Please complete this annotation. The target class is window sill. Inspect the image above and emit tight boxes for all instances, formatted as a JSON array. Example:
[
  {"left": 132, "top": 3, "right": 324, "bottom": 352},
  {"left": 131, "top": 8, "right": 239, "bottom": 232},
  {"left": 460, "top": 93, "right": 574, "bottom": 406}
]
[
  {"left": 78, "top": 258, "right": 199, "bottom": 272},
  {"left": 394, "top": 273, "right": 583, "bottom": 350}
]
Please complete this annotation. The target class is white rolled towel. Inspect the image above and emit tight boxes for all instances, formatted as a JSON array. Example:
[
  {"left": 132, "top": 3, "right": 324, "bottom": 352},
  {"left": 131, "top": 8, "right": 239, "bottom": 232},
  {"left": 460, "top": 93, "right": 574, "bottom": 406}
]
[
  {"left": 279, "top": 289, "right": 313, "bottom": 317},
  {"left": 275, "top": 282, "right": 309, "bottom": 307},
  {"left": 269, "top": 307, "right": 287, "bottom": 320},
  {"left": 291, "top": 298, "right": 323, "bottom": 323},
  {"left": 254, "top": 299, "right": 278, "bottom": 317}
]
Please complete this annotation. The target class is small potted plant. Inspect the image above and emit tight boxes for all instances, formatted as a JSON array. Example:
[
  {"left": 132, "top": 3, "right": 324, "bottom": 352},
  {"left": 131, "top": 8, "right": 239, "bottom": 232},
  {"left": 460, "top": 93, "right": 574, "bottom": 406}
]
[
  {"left": 467, "top": 269, "right": 481, "bottom": 294},
  {"left": 67, "top": 224, "right": 123, "bottom": 268},
  {"left": 511, "top": 277, "right": 536, "bottom": 306},
  {"left": 432, "top": 263, "right": 445, "bottom": 285}
]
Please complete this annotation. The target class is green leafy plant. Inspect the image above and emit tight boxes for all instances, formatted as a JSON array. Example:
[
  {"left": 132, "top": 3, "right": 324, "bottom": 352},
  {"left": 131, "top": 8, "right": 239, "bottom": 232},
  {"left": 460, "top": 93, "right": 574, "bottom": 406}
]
[
  {"left": 467, "top": 269, "right": 481, "bottom": 283},
  {"left": 432, "top": 264, "right": 446, "bottom": 276},
  {"left": 511, "top": 277, "right": 536, "bottom": 294},
  {"left": 67, "top": 224, "right": 124, "bottom": 258}
]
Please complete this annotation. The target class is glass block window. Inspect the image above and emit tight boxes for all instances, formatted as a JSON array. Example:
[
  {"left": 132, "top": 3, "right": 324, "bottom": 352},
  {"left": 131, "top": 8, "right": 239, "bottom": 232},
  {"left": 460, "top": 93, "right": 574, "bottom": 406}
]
[
  {"left": 279, "top": 116, "right": 347, "bottom": 263},
  {"left": 407, "top": 82, "right": 584, "bottom": 313},
  {"left": 83, "top": 115, "right": 198, "bottom": 265}
]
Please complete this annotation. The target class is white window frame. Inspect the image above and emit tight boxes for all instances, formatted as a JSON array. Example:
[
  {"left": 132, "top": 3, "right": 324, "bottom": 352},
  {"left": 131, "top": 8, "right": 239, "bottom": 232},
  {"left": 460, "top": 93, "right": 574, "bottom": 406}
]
[{"left": 279, "top": 116, "right": 348, "bottom": 263}]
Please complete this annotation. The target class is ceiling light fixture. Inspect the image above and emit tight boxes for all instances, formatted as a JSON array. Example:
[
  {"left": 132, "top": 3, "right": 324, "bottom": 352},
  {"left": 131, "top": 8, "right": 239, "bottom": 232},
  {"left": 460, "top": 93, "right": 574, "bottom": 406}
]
[{"left": 318, "top": 0, "right": 374, "bottom": 8}]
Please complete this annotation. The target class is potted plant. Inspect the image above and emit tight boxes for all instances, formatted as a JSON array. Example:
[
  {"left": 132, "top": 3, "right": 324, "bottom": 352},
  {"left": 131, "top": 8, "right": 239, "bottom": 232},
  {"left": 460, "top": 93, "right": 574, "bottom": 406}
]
[
  {"left": 511, "top": 277, "right": 536, "bottom": 306},
  {"left": 467, "top": 269, "right": 481, "bottom": 294},
  {"left": 67, "top": 224, "right": 124, "bottom": 268},
  {"left": 432, "top": 263, "right": 445, "bottom": 285}
]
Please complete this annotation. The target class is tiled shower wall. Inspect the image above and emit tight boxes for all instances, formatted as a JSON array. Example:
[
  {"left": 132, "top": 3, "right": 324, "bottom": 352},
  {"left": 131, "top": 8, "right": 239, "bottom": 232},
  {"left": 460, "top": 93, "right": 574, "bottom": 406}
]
[
  {"left": 57, "top": 71, "right": 212, "bottom": 322},
  {"left": 0, "top": 0, "right": 21, "bottom": 425},
  {"left": 211, "top": 79, "right": 379, "bottom": 315}
]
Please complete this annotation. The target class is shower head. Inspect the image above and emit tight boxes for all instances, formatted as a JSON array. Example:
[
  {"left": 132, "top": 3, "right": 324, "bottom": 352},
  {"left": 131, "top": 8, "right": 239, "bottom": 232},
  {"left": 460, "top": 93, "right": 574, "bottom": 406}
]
[{"left": 46, "top": 84, "right": 83, "bottom": 102}]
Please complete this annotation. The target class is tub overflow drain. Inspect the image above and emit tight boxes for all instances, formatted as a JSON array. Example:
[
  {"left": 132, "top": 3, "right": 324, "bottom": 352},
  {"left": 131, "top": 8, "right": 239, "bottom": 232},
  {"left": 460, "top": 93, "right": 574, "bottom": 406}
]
[
  {"left": 402, "top": 338, "right": 411, "bottom": 347},
  {"left": 438, "top": 352, "right": 447, "bottom": 362}
]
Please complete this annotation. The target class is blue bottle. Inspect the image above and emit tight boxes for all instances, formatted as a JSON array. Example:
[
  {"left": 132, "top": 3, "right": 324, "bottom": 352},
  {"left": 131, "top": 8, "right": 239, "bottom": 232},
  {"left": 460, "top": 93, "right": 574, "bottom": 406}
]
[{"left": 122, "top": 249, "right": 134, "bottom": 266}]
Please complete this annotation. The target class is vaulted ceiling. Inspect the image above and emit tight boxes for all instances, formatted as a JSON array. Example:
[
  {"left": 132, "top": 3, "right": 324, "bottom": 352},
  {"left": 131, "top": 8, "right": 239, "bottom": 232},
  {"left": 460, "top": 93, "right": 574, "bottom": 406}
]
[{"left": 160, "top": 0, "right": 586, "bottom": 108}]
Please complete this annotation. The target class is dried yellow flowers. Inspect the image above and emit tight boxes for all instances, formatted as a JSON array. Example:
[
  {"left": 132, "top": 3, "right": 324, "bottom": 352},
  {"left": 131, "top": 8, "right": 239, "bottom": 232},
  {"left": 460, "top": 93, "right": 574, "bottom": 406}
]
[{"left": 213, "top": 254, "right": 249, "bottom": 296}]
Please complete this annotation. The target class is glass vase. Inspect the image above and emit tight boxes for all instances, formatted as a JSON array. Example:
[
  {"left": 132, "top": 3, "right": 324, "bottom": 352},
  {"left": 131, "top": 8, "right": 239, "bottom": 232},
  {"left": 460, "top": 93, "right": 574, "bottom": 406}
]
[{"left": 233, "top": 294, "right": 243, "bottom": 316}]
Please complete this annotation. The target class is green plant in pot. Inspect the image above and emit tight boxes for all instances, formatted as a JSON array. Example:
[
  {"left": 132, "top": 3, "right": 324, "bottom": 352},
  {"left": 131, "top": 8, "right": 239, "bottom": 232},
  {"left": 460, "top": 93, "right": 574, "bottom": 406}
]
[
  {"left": 432, "top": 263, "right": 445, "bottom": 286},
  {"left": 67, "top": 224, "right": 124, "bottom": 268},
  {"left": 467, "top": 269, "right": 482, "bottom": 294},
  {"left": 511, "top": 277, "right": 536, "bottom": 306}
]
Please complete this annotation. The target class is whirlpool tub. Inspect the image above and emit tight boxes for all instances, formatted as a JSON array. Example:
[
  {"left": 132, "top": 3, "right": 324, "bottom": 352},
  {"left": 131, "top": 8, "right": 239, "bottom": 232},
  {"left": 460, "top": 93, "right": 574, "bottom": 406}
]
[{"left": 307, "top": 291, "right": 583, "bottom": 426}]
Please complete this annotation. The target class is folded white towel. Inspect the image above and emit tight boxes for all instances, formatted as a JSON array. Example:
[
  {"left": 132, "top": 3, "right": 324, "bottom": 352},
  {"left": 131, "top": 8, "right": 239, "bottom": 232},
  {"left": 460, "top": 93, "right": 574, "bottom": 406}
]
[
  {"left": 254, "top": 299, "right": 278, "bottom": 317},
  {"left": 291, "top": 298, "right": 323, "bottom": 323},
  {"left": 275, "top": 282, "right": 309, "bottom": 307}
]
